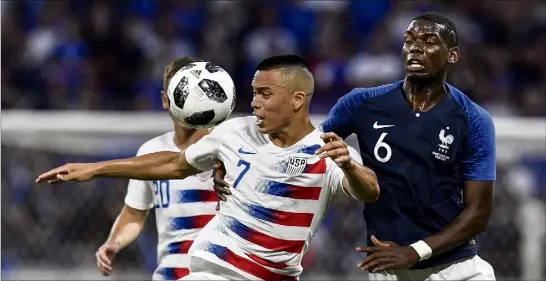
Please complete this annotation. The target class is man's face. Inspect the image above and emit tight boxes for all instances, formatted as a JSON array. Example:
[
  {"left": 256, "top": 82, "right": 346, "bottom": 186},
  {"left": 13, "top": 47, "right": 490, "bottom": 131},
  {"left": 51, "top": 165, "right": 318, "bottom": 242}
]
[
  {"left": 402, "top": 20, "right": 452, "bottom": 80},
  {"left": 251, "top": 70, "right": 295, "bottom": 134}
]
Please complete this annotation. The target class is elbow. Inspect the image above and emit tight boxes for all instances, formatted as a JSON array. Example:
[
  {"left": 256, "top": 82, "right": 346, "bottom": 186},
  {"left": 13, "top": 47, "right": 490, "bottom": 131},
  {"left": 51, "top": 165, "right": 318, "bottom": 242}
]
[{"left": 351, "top": 182, "right": 379, "bottom": 203}]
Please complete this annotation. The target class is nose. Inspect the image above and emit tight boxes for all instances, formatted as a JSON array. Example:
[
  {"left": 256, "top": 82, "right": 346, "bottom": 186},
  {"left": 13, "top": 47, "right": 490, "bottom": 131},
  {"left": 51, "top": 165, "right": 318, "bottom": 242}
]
[
  {"left": 409, "top": 41, "right": 424, "bottom": 54},
  {"left": 251, "top": 96, "right": 261, "bottom": 110}
]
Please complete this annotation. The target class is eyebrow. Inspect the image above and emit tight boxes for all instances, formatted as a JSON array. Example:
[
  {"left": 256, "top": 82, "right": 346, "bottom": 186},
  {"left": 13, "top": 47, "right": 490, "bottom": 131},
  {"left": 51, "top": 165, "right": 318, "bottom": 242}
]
[
  {"left": 405, "top": 31, "right": 440, "bottom": 37},
  {"left": 252, "top": 86, "right": 271, "bottom": 91}
]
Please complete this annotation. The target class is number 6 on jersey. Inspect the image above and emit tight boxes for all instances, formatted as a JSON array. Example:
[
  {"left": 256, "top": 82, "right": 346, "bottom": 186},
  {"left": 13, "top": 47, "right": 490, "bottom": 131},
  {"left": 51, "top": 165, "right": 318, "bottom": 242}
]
[{"left": 374, "top": 133, "right": 392, "bottom": 163}]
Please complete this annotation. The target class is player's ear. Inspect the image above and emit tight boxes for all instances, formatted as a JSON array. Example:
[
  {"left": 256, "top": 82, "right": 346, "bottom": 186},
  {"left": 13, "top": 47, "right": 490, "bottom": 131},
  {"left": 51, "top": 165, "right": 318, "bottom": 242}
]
[
  {"left": 292, "top": 91, "right": 306, "bottom": 111},
  {"left": 448, "top": 47, "right": 460, "bottom": 64},
  {"left": 161, "top": 90, "right": 169, "bottom": 110}
]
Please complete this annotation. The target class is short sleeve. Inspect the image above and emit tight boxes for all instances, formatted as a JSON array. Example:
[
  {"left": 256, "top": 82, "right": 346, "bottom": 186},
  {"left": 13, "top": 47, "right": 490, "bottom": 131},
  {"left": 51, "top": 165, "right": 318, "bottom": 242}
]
[
  {"left": 124, "top": 145, "right": 154, "bottom": 210},
  {"left": 185, "top": 122, "right": 229, "bottom": 171},
  {"left": 125, "top": 179, "right": 154, "bottom": 210},
  {"left": 324, "top": 145, "right": 363, "bottom": 199},
  {"left": 462, "top": 106, "right": 496, "bottom": 181},
  {"left": 320, "top": 89, "right": 363, "bottom": 139}
]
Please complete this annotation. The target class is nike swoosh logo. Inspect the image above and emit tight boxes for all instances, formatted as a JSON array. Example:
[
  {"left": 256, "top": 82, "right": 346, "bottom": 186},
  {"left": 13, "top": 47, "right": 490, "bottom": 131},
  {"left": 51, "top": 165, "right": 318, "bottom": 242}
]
[
  {"left": 238, "top": 147, "right": 256, "bottom": 155},
  {"left": 373, "top": 121, "right": 395, "bottom": 129}
]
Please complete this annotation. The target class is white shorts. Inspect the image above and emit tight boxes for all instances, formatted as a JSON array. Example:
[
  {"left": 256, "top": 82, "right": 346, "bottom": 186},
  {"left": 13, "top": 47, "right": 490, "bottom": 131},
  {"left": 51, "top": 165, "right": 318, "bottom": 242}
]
[{"left": 368, "top": 255, "right": 495, "bottom": 281}]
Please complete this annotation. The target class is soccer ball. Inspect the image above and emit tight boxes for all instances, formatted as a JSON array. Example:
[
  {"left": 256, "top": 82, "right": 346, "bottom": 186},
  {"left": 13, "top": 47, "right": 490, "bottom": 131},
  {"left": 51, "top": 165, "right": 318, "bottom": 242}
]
[{"left": 166, "top": 62, "right": 236, "bottom": 128}]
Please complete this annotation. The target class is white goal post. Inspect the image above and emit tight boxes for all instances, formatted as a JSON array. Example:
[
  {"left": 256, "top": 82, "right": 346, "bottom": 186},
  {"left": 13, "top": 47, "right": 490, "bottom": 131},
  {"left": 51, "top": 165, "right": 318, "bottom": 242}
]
[{"left": 1, "top": 110, "right": 545, "bottom": 279}]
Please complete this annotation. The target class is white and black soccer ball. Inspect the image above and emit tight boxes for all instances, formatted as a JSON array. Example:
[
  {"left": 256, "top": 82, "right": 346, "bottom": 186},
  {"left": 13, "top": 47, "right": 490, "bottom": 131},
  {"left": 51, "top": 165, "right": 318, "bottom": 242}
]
[{"left": 167, "top": 62, "right": 236, "bottom": 128}]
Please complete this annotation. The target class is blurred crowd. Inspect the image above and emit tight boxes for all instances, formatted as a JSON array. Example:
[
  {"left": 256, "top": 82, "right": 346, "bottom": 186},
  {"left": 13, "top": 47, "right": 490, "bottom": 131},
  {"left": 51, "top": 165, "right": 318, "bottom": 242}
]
[
  {"left": 2, "top": 0, "right": 546, "bottom": 115},
  {"left": 2, "top": 0, "right": 545, "bottom": 279}
]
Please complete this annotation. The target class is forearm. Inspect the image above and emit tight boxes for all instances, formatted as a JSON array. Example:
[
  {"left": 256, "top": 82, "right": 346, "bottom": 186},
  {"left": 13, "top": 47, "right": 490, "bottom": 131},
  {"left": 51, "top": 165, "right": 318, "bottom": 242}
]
[
  {"left": 106, "top": 205, "right": 149, "bottom": 249},
  {"left": 96, "top": 151, "right": 197, "bottom": 180},
  {"left": 343, "top": 160, "right": 380, "bottom": 202},
  {"left": 423, "top": 206, "right": 490, "bottom": 256}
]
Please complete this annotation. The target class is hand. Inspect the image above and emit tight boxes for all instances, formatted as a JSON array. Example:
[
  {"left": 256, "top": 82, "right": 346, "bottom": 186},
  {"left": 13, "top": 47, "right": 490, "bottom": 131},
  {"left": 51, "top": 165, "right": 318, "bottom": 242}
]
[
  {"left": 36, "top": 163, "right": 100, "bottom": 184},
  {"left": 356, "top": 235, "right": 419, "bottom": 272},
  {"left": 212, "top": 161, "right": 230, "bottom": 210},
  {"left": 96, "top": 241, "right": 120, "bottom": 276},
  {"left": 315, "top": 132, "right": 352, "bottom": 168}
]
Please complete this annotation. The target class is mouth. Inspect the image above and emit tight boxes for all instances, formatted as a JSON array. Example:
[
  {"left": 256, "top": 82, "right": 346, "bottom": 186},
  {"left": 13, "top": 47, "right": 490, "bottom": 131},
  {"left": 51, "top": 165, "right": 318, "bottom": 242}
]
[
  {"left": 406, "top": 59, "right": 425, "bottom": 71},
  {"left": 254, "top": 113, "right": 264, "bottom": 126}
]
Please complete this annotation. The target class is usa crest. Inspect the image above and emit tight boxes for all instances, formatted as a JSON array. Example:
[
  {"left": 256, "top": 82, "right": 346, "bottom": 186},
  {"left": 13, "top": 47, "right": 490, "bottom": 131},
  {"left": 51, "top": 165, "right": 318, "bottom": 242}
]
[{"left": 286, "top": 157, "right": 307, "bottom": 177}]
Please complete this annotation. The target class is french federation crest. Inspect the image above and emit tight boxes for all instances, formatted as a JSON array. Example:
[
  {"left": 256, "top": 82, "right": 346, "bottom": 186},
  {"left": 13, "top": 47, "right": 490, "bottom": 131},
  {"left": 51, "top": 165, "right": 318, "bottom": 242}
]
[{"left": 286, "top": 157, "right": 307, "bottom": 177}]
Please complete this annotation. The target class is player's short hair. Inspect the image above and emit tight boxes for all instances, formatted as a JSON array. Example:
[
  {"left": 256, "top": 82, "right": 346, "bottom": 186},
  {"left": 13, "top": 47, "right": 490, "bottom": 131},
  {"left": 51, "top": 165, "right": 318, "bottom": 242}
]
[
  {"left": 413, "top": 12, "right": 458, "bottom": 48},
  {"left": 163, "top": 56, "right": 200, "bottom": 91},
  {"left": 256, "top": 54, "right": 311, "bottom": 71},
  {"left": 256, "top": 54, "right": 314, "bottom": 95}
]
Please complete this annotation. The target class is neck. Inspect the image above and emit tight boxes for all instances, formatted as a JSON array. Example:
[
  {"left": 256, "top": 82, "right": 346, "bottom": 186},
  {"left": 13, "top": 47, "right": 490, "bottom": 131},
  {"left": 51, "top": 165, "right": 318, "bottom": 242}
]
[
  {"left": 402, "top": 75, "right": 447, "bottom": 111},
  {"left": 172, "top": 123, "right": 207, "bottom": 150},
  {"left": 269, "top": 115, "right": 315, "bottom": 148}
]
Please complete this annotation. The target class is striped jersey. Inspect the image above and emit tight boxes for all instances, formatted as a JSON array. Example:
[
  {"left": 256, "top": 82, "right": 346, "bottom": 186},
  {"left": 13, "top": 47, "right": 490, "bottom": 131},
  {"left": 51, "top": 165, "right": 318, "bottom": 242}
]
[
  {"left": 184, "top": 116, "right": 362, "bottom": 280},
  {"left": 124, "top": 131, "right": 217, "bottom": 280}
]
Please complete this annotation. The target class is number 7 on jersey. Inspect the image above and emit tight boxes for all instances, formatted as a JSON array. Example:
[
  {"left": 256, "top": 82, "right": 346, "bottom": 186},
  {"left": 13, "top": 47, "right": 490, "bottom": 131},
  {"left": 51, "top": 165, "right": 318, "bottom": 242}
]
[{"left": 234, "top": 159, "right": 250, "bottom": 188}]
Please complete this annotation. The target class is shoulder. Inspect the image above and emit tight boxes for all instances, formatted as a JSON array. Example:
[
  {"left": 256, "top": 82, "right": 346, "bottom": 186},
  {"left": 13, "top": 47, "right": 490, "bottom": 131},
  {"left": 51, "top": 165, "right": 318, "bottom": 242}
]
[
  {"left": 209, "top": 116, "right": 252, "bottom": 135},
  {"left": 448, "top": 84, "right": 494, "bottom": 130},
  {"left": 219, "top": 116, "right": 253, "bottom": 130},
  {"left": 136, "top": 131, "right": 175, "bottom": 155},
  {"left": 339, "top": 80, "right": 403, "bottom": 106}
]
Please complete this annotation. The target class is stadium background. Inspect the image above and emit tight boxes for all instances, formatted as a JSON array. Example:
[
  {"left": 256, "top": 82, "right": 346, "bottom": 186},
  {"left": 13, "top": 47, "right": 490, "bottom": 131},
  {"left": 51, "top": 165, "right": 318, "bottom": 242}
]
[{"left": 1, "top": 0, "right": 545, "bottom": 280}]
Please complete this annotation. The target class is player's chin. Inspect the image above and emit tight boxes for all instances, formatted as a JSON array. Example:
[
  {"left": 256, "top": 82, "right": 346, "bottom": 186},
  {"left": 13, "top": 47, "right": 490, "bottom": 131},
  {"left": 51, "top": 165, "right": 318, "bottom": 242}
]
[
  {"left": 255, "top": 120, "right": 274, "bottom": 134},
  {"left": 405, "top": 70, "right": 431, "bottom": 80}
]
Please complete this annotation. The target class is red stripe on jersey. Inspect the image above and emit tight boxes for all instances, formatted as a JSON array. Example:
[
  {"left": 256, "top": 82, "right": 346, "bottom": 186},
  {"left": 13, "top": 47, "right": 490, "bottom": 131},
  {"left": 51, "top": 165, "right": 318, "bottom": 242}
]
[
  {"left": 227, "top": 219, "right": 306, "bottom": 253},
  {"left": 304, "top": 158, "right": 326, "bottom": 174},
  {"left": 246, "top": 253, "right": 289, "bottom": 269},
  {"left": 158, "top": 267, "right": 190, "bottom": 279},
  {"left": 208, "top": 244, "right": 296, "bottom": 281},
  {"left": 264, "top": 181, "right": 322, "bottom": 200},
  {"left": 166, "top": 240, "right": 194, "bottom": 254},
  {"left": 248, "top": 204, "right": 314, "bottom": 227}
]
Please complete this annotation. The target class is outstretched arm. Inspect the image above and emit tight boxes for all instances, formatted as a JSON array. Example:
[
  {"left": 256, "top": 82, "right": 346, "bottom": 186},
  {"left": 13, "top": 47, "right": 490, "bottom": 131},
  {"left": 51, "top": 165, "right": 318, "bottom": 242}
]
[{"left": 36, "top": 151, "right": 202, "bottom": 184}]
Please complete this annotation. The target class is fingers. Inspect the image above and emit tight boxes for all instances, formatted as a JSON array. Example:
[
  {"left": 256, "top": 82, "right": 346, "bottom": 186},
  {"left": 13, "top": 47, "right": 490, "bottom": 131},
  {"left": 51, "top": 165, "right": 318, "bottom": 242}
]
[
  {"left": 213, "top": 168, "right": 231, "bottom": 201},
  {"left": 320, "top": 132, "right": 342, "bottom": 142},
  {"left": 213, "top": 182, "right": 230, "bottom": 201},
  {"left": 358, "top": 252, "right": 393, "bottom": 270},
  {"left": 36, "top": 165, "right": 69, "bottom": 183},
  {"left": 315, "top": 142, "right": 347, "bottom": 157},
  {"left": 356, "top": 246, "right": 386, "bottom": 253},
  {"left": 214, "top": 180, "right": 231, "bottom": 194},
  {"left": 372, "top": 262, "right": 398, "bottom": 273},
  {"left": 371, "top": 235, "right": 392, "bottom": 247},
  {"left": 96, "top": 250, "right": 113, "bottom": 276},
  {"left": 213, "top": 161, "right": 226, "bottom": 176},
  {"left": 319, "top": 148, "right": 349, "bottom": 160}
]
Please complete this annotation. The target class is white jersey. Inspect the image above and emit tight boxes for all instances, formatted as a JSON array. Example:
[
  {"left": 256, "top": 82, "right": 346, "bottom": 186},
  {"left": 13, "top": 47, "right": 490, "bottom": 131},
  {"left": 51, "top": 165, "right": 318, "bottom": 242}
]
[
  {"left": 184, "top": 117, "right": 362, "bottom": 280},
  {"left": 124, "top": 131, "right": 217, "bottom": 280}
]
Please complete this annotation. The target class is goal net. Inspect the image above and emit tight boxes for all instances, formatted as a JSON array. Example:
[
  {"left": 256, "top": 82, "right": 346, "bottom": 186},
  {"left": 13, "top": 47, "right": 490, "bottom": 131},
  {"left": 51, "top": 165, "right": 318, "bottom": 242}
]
[{"left": 2, "top": 110, "right": 545, "bottom": 280}]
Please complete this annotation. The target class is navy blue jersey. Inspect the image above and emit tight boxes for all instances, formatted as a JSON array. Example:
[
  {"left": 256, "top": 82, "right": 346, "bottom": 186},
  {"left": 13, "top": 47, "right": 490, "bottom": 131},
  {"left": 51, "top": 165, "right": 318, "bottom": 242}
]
[{"left": 321, "top": 80, "right": 496, "bottom": 269}]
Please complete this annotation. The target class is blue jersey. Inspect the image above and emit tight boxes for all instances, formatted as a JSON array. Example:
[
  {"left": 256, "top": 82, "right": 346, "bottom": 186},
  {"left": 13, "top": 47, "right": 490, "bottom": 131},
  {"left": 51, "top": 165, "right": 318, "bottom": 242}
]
[{"left": 321, "top": 80, "right": 496, "bottom": 269}]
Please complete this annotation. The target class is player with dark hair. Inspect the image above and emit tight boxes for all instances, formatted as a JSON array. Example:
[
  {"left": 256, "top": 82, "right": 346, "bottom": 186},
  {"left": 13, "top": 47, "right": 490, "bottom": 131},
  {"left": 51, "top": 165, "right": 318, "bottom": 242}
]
[
  {"left": 210, "top": 12, "right": 496, "bottom": 280},
  {"left": 94, "top": 56, "right": 220, "bottom": 280},
  {"left": 318, "top": 12, "right": 495, "bottom": 280},
  {"left": 36, "top": 54, "right": 380, "bottom": 280}
]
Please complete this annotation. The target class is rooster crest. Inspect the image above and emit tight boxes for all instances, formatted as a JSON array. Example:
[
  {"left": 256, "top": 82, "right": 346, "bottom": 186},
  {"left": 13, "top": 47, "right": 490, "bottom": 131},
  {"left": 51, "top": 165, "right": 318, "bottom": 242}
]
[{"left": 439, "top": 129, "right": 454, "bottom": 149}]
